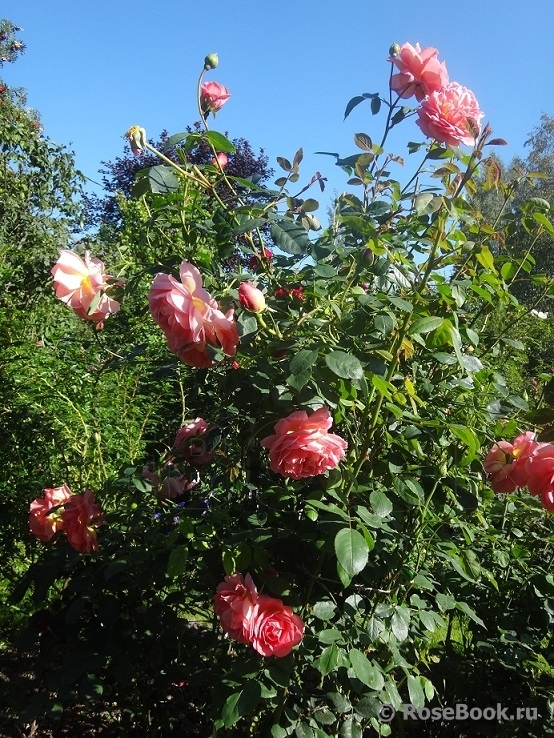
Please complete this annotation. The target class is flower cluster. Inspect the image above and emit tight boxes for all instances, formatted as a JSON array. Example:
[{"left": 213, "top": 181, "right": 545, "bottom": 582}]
[
  {"left": 484, "top": 431, "right": 554, "bottom": 511},
  {"left": 261, "top": 407, "right": 348, "bottom": 480},
  {"left": 29, "top": 486, "right": 103, "bottom": 552},
  {"left": 148, "top": 260, "right": 239, "bottom": 368},
  {"left": 214, "top": 573, "right": 304, "bottom": 657},
  {"left": 390, "top": 42, "right": 483, "bottom": 148},
  {"left": 51, "top": 250, "right": 121, "bottom": 327}
]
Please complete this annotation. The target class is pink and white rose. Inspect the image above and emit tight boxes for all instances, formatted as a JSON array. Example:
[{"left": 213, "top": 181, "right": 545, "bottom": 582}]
[{"left": 51, "top": 250, "right": 120, "bottom": 324}]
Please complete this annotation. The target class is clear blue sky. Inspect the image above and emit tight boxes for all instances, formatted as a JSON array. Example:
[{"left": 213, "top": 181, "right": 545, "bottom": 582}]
[{"left": 2, "top": 0, "right": 554, "bottom": 213}]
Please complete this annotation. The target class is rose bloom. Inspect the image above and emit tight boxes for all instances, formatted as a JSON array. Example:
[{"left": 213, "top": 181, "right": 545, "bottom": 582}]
[
  {"left": 211, "top": 152, "right": 228, "bottom": 168},
  {"left": 416, "top": 82, "right": 484, "bottom": 148},
  {"left": 214, "top": 573, "right": 258, "bottom": 644},
  {"left": 142, "top": 463, "right": 199, "bottom": 498},
  {"left": 261, "top": 407, "right": 348, "bottom": 480},
  {"left": 525, "top": 443, "right": 554, "bottom": 508},
  {"left": 238, "top": 281, "right": 266, "bottom": 312},
  {"left": 52, "top": 250, "right": 120, "bottom": 323},
  {"left": 148, "top": 260, "right": 239, "bottom": 368},
  {"left": 483, "top": 431, "right": 540, "bottom": 494},
  {"left": 61, "top": 489, "right": 103, "bottom": 553},
  {"left": 245, "top": 595, "right": 304, "bottom": 658},
  {"left": 200, "top": 81, "right": 231, "bottom": 113},
  {"left": 173, "top": 418, "right": 214, "bottom": 465},
  {"left": 29, "top": 484, "right": 72, "bottom": 542},
  {"left": 389, "top": 42, "right": 448, "bottom": 101}
]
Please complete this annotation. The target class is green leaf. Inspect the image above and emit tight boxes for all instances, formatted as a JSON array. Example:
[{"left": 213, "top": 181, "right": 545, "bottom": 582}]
[
  {"left": 148, "top": 165, "right": 179, "bottom": 193},
  {"left": 162, "top": 131, "right": 188, "bottom": 150},
  {"left": 340, "top": 717, "right": 363, "bottom": 738},
  {"left": 270, "top": 219, "right": 311, "bottom": 254},
  {"left": 295, "top": 721, "right": 315, "bottom": 738},
  {"left": 290, "top": 349, "right": 318, "bottom": 375},
  {"left": 335, "top": 528, "right": 369, "bottom": 578},
  {"left": 354, "top": 133, "right": 373, "bottom": 151},
  {"left": 167, "top": 545, "right": 188, "bottom": 578},
  {"left": 325, "top": 351, "right": 364, "bottom": 380},
  {"left": 409, "top": 316, "right": 445, "bottom": 336},
  {"left": 237, "top": 312, "right": 258, "bottom": 338},
  {"left": 204, "top": 130, "right": 236, "bottom": 153},
  {"left": 349, "top": 649, "right": 384, "bottom": 690},
  {"left": 222, "top": 681, "right": 262, "bottom": 728},
  {"left": 315, "top": 644, "right": 339, "bottom": 676},
  {"left": 313, "top": 600, "right": 337, "bottom": 620},
  {"left": 370, "top": 490, "right": 393, "bottom": 518},
  {"left": 407, "top": 675, "right": 425, "bottom": 711},
  {"left": 328, "top": 692, "right": 352, "bottom": 714},
  {"left": 413, "top": 193, "right": 434, "bottom": 215},
  {"left": 390, "top": 606, "right": 410, "bottom": 642}
]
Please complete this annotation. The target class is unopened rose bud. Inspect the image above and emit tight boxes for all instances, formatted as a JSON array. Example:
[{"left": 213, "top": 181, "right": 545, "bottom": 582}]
[
  {"left": 125, "top": 125, "right": 147, "bottom": 156},
  {"left": 389, "top": 42, "right": 401, "bottom": 57},
  {"left": 238, "top": 281, "right": 266, "bottom": 312},
  {"left": 204, "top": 53, "right": 219, "bottom": 70}
]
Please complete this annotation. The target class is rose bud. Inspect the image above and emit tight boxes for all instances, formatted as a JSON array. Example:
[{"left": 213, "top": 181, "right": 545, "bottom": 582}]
[
  {"left": 238, "top": 281, "right": 266, "bottom": 312},
  {"left": 204, "top": 53, "right": 219, "bottom": 70}
]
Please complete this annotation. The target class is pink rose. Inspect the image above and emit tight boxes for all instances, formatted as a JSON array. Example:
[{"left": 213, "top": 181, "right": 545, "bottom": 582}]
[
  {"left": 389, "top": 42, "right": 448, "bottom": 101},
  {"left": 142, "top": 463, "right": 199, "bottom": 498},
  {"left": 148, "top": 260, "right": 239, "bottom": 368},
  {"left": 214, "top": 573, "right": 259, "bottom": 644},
  {"left": 173, "top": 418, "right": 214, "bottom": 465},
  {"left": 525, "top": 443, "right": 554, "bottom": 505},
  {"left": 211, "top": 152, "right": 228, "bottom": 168},
  {"left": 261, "top": 407, "right": 347, "bottom": 480},
  {"left": 200, "top": 81, "right": 231, "bottom": 114},
  {"left": 245, "top": 595, "right": 304, "bottom": 658},
  {"left": 51, "top": 250, "right": 120, "bottom": 324},
  {"left": 61, "top": 489, "right": 103, "bottom": 553},
  {"left": 483, "top": 432, "right": 540, "bottom": 494},
  {"left": 238, "top": 281, "right": 266, "bottom": 312},
  {"left": 416, "top": 82, "right": 484, "bottom": 148},
  {"left": 29, "top": 484, "right": 72, "bottom": 542}
]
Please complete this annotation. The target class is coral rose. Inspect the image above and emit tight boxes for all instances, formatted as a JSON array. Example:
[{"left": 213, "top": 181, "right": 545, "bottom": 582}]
[
  {"left": 214, "top": 573, "right": 259, "bottom": 644},
  {"left": 148, "top": 260, "right": 239, "bottom": 368},
  {"left": 245, "top": 595, "right": 304, "bottom": 658},
  {"left": 52, "top": 250, "right": 120, "bottom": 324},
  {"left": 29, "top": 484, "right": 72, "bottom": 542},
  {"left": 173, "top": 418, "right": 214, "bottom": 465},
  {"left": 416, "top": 82, "right": 484, "bottom": 148},
  {"left": 483, "top": 431, "right": 540, "bottom": 494},
  {"left": 261, "top": 407, "right": 347, "bottom": 480},
  {"left": 61, "top": 489, "right": 103, "bottom": 553},
  {"left": 200, "top": 81, "right": 231, "bottom": 114},
  {"left": 389, "top": 42, "right": 448, "bottom": 101},
  {"left": 142, "top": 464, "right": 199, "bottom": 498}
]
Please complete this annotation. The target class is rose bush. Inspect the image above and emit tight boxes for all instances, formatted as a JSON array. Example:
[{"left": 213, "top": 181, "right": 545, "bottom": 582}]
[{"left": 12, "top": 42, "right": 554, "bottom": 738}]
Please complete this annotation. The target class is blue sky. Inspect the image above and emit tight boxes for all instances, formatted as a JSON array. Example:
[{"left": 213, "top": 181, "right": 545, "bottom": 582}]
[{"left": 2, "top": 0, "right": 554, "bottom": 215}]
